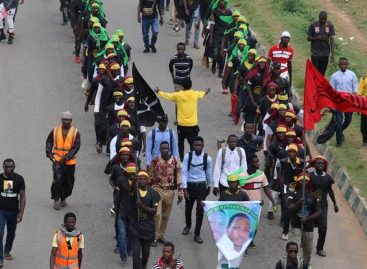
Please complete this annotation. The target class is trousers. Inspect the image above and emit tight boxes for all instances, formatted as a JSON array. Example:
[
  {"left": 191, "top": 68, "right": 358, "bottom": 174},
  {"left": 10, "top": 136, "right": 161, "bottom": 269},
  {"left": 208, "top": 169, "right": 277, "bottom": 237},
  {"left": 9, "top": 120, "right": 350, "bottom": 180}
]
[
  {"left": 185, "top": 181, "right": 207, "bottom": 236},
  {"left": 177, "top": 125, "right": 199, "bottom": 160},
  {"left": 361, "top": 114, "right": 367, "bottom": 143},
  {"left": 290, "top": 228, "right": 313, "bottom": 267},
  {"left": 142, "top": 17, "right": 159, "bottom": 47},
  {"left": 185, "top": 5, "right": 200, "bottom": 45},
  {"left": 334, "top": 111, "right": 353, "bottom": 144},
  {"left": 51, "top": 163, "right": 76, "bottom": 201},
  {"left": 153, "top": 187, "right": 175, "bottom": 240},
  {"left": 311, "top": 55, "right": 329, "bottom": 76},
  {"left": 0, "top": 209, "right": 17, "bottom": 262},
  {"left": 131, "top": 234, "right": 152, "bottom": 269}
]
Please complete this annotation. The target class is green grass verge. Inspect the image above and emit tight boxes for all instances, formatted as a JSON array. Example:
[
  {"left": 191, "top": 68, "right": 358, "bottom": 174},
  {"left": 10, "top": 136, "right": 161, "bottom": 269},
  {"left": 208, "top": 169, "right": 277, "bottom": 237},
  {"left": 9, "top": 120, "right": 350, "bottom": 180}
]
[
  {"left": 330, "top": 0, "right": 367, "bottom": 33},
  {"left": 233, "top": 0, "right": 367, "bottom": 199}
]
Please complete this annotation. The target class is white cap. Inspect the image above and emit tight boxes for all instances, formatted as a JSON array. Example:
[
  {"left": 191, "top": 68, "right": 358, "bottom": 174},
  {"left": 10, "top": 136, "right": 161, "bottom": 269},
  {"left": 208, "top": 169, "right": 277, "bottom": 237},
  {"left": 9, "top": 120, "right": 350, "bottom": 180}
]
[
  {"left": 281, "top": 31, "right": 291, "bottom": 38},
  {"left": 61, "top": 111, "right": 72, "bottom": 119}
]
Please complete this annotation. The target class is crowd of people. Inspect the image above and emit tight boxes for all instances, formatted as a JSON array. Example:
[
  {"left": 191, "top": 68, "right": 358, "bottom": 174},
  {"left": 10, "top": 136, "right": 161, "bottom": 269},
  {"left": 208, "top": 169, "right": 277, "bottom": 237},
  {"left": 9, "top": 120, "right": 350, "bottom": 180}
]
[{"left": 1, "top": 0, "right": 355, "bottom": 269}]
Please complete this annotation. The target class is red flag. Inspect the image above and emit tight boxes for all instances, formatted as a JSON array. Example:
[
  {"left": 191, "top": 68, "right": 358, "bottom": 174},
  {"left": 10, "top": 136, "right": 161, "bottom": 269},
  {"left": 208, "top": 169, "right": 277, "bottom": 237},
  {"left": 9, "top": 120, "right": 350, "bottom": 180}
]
[{"left": 303, "top": 59, "right": 367, "bottom": 130}]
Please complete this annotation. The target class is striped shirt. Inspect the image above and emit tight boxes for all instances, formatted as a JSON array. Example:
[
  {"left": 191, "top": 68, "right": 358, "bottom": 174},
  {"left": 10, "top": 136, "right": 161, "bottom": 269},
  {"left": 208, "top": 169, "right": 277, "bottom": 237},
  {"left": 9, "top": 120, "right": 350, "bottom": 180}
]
[
  {"left": 169, "top": 54, "right": 193, "bottom": 82},
  {"left": 268, "top": 44, "right": 294, "bottom": 76},
  {"left": 151, "top": 257, "right": 184, "bottom": 269}
]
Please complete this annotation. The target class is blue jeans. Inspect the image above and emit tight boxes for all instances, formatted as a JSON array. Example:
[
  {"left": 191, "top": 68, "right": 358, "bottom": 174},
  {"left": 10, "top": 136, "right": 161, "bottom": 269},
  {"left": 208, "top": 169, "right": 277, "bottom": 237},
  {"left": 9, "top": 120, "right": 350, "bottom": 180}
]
[
  {"left": 117, "top": 216, "right": 132, "bottom": 260},
  {"left": 334, "top": 111, "right": 353, "bottom": 144},
  {"left": 142, "top": 17, "right": 159, "bottom": 47},
  {"left": 0, "top": 209, "right": 18, "bottom": 262},
  {"left": 185, "top": 5, "right": 200, "bottom": 45}
]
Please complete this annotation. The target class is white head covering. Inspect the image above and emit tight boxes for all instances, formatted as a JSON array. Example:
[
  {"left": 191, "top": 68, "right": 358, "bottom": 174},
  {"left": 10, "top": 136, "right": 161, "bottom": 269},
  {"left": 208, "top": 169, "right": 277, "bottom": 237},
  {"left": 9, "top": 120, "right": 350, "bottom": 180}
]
[
  {"left": 61, "top": 111, "right": 72, "bottom": 119},
  {"left": 281, "top": 31, "right": 291, "bottom": 38}
]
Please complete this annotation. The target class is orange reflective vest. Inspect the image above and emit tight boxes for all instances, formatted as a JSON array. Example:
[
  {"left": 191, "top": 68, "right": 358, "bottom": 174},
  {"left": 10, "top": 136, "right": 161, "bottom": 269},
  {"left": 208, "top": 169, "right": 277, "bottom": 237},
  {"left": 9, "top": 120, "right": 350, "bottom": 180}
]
[
  {"left": 52, "top": 126, "right": 78, "bottom": 165},
  {"left": 54, "top": 230, "right": 81, "bottom": 269}
]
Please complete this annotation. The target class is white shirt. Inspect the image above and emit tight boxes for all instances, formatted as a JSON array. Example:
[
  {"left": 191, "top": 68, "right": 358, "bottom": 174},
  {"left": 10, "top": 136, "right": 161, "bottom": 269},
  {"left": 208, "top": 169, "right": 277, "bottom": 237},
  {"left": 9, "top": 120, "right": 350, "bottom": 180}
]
[
  {"left": 213, "top": 147, "right": 247, "bottom": 187},
  {"left": 109, "top": 134, "right": 134, "bottom": 160}
]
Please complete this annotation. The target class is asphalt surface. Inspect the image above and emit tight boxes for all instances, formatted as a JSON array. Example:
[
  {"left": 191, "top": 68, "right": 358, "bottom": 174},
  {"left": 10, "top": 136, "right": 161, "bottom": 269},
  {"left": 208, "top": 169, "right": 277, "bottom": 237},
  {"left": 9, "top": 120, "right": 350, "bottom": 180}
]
[{"left": 0, "top": 0, "right": 366, "bottom": 268}]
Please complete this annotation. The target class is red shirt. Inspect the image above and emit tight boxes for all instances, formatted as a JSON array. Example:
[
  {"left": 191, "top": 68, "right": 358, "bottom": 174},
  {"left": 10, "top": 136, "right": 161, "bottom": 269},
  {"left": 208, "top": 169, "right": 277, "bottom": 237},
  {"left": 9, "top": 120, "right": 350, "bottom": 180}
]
[{"left": 268, "top": 44, "right": 294, "bottom": 75}]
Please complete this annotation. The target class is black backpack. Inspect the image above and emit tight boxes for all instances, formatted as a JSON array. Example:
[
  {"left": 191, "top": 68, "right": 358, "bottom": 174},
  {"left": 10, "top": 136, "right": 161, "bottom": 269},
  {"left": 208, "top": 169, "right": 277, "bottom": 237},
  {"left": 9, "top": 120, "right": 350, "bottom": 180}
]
[{"left": 187, "top": 152, "right": 208, "bottom": 171}]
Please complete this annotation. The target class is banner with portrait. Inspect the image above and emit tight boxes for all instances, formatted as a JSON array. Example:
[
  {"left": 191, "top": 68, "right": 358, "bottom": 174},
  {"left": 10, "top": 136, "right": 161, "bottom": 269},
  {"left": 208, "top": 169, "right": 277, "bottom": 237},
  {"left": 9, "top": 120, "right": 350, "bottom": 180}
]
[{"left": 203, "top": 201, "right": 262, "bottom": 269}]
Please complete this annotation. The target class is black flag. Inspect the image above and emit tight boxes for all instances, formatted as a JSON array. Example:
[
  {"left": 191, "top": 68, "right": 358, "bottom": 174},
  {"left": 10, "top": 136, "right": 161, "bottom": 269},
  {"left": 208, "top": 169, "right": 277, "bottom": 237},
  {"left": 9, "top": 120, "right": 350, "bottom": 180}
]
[{"left": 132, "top": 63, "right": 165, "bottom": 127}]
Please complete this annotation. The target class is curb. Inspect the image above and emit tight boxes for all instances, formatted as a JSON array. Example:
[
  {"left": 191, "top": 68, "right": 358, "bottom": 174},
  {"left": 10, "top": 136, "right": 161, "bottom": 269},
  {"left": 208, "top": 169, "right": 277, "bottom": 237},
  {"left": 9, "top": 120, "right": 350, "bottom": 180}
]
[{"left": 309, "top": 131, "right": 367, "bottom": 235}]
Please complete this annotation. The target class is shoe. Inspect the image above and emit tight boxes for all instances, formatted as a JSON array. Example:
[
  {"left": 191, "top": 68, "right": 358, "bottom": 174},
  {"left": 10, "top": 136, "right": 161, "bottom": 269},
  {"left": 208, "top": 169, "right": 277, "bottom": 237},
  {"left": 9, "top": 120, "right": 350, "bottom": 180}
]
[
  {"left": 60, "top": 200, "right": 67, "bottom": 207},
  {"left": 113, "top": 247, "right": 119, "bottom": 253},
  {"left": 150, "top": 45, "right": 157, "bottom": 53},
  {"left": 96, "top": 143, "right": 102, "bottom": 153},
  {"left": 0, "top": 30, "right": 5, "bottom": 41},
  {"left": 143, "top": 46, "right": 150, "bottom": 53},
  {"left": 267, "top": 211, "right": 274, "bottom": 220},
  {"left": 222, "top": 88, "right": 229, "bottom": 95},
  {"left": 4, "top": 253, "right": 13, "bottom": 260},
  {"left": 211, "top": 63, "right": 216, "bottom": 74},
  {"left": 194, "top": 236, "right": 203, "bottom": 244},
  {"left": 173, "top": 24, "right": 180, "bottom": 32},
  {"left": 317, "top": 250, "right": 327, "bottom": 257},
  {"left": 169, "top": 19, "right": 174, "bottom": 25},
  {"left": 121, "top": 257, "right": 127, "bottom": 267},
  {"left": 157, "top": 237, "right": 166, "bottom": 244},
  {"left": 62, "top": 21, "right": 68, "bottom": 26},
  {"left": 180, "top": 21, "right": 185, "bottom": 28},
  {"left": 185, "top": 38, "right": 189, "bottom": 45},
  {"left": 218, "top": 71, "right": 224, "bottom": 78},
  {"left": 182, "top": 226, "right": 190, "bottom": 235},
  {"left": 281, "top": 233, "right": 288, "bottom": 241},
  {"left": 193, "top": 44, "right": 201, "bottom": 49},
  {"left": 74, "top": 55, "right": 81, "bottom": 64},
  {"left": 249, "top": 242, "right": 256, "bottom": 248},
  {"left": 336, "top": 143, "right": 342, "bottom": 148},
  {"left": 109, "top": 207, "right": 115, "bottom": 216},
  {"left": 7, "top": 33, "right": 14, "bottom": 45},
  {"left": 151, "top": 239, "right": 158, "bottom": 247},
  {"left": 54, "top": 201, "right": 61, "bottom": 210}
]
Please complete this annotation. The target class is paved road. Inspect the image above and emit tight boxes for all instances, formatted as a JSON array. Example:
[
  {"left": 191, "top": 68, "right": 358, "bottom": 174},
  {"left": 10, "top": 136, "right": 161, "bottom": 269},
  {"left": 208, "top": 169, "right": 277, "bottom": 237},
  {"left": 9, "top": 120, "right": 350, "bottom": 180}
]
[{"left": 0, "top": 0, "right": 366, "bottom": 268}]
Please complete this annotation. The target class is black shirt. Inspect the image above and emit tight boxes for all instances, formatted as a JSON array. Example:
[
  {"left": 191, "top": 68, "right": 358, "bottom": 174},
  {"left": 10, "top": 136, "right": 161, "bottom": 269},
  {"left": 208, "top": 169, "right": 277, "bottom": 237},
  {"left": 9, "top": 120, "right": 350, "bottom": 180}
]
[
  {"left": 128, "top": 186, "right": 160, "bottom": 240},
  {"left": 219, "top": 189, "right": 250, "bottom": 201},
  {"left": 310, "top": 171, "right": 334, "bottom": 204},
  {"left": 140, "top": 0, "right": 161, "bottom": 19},
  {"left": 116, "top": 175, "right": 134, "bottom": 218},
  {"left": 289, "top": 191, "right": 319, "bottom": 232},
  {"left": 307, "top": 21, "right": 335, "bottom": 57},
  {"left": 238, "top": 135, "right": 263, "bottom": 156},
  {"left": 212, "top": 8, "right": 232, "bottom": 39},
  {"left": 279, "top": 158, "right": 304, "bottom": 186},
  {"left": 0, "top": 173, "right": 25, "bottom": 211},
  {"left": 248, "top": 72, "right": 266, "bottom": 102}
]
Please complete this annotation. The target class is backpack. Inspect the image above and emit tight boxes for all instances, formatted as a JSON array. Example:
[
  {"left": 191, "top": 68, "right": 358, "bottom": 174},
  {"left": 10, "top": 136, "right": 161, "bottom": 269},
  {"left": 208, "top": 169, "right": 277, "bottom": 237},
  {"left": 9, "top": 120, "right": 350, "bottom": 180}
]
[
  {"left": 187, "top": 152, "right": 208, "bottom": 171},
  {"left": 151, "top": 129, "right": 173, "bottom": 154},
  {"left": 221, "top": 147, "right": 243, "bottom": 172}
]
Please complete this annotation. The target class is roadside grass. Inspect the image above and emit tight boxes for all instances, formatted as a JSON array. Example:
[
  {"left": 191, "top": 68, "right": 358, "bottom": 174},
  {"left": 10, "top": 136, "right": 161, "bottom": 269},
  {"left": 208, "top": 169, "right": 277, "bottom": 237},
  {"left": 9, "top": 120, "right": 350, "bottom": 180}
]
[
  {"left": 330, "top": 0, "right": 367, "bottom": 33},
  {"left": 233, "top": 0, "right": 367, "bottom": 199}
]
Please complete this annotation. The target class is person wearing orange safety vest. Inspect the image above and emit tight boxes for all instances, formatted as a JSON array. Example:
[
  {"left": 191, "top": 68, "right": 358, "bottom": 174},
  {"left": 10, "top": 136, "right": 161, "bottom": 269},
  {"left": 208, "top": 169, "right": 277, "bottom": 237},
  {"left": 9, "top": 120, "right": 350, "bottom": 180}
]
[
  {"left": 50, "top": 212, "right": 84, "bottom": 269},
  {"left": 46, "top": 111, "right": 81, "bottom": 210}
]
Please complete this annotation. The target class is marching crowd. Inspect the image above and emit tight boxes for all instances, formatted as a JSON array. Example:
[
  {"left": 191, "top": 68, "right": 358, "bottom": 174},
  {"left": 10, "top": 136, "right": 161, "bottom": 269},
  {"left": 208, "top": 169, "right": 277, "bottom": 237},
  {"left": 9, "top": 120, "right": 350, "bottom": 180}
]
[{"left": 2, "top": 0, "right": 356, "bottom": 269}]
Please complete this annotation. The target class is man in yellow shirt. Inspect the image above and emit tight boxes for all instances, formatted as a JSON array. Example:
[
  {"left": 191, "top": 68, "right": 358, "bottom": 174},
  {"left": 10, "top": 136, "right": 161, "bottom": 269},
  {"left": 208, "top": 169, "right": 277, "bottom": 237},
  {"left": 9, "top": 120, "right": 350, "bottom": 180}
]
[
  {"left": 358, "top": 74, "right": 367, "bottom": 146},
  {"left": 155, "top": 78, "right": 210, "bottom": 160}
]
